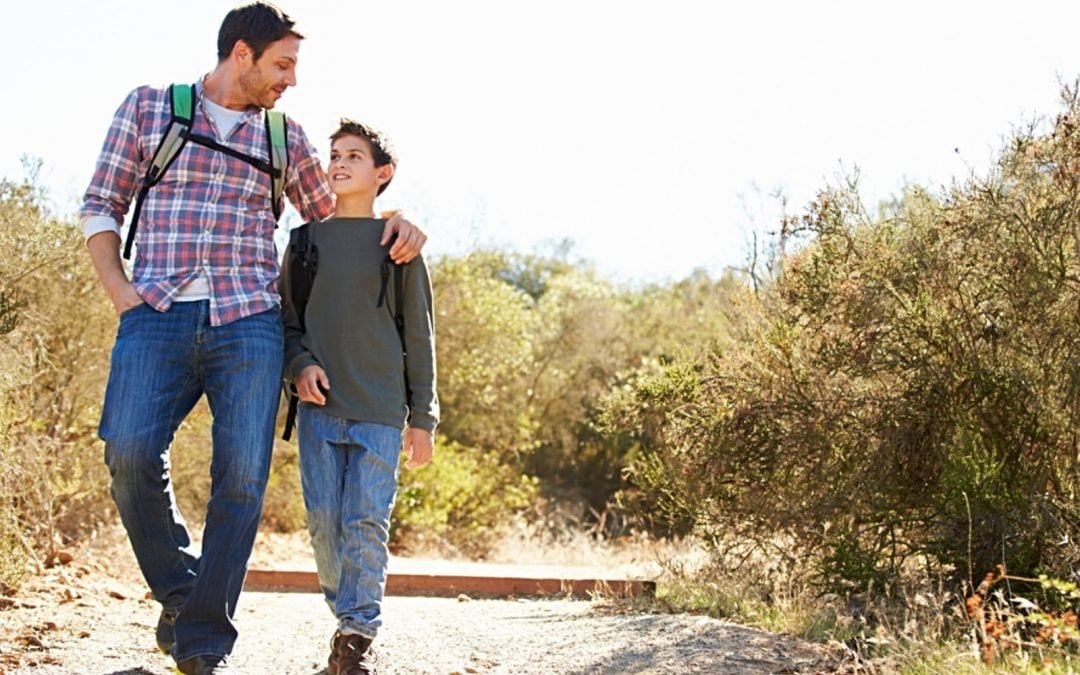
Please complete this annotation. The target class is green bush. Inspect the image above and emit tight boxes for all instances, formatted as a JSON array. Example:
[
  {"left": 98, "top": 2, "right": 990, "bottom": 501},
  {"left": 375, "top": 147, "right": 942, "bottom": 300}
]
[
  {"left": 431, "top": 248, "right": 745, "bottom": 527},
  {"left": 608, "top": 90, "right": 1080, "bottom": 589},
  {"left": 430, "top": 252, "right": 538, "bottom": 457},
  {"left": 392, "top": 439, "right": 538, "bottom": 556}
]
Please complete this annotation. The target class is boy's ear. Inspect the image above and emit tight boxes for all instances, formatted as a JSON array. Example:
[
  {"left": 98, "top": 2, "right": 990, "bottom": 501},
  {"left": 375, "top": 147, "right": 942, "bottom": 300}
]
[{"left": 376, "top": 164, "right": 395, "bottom": 186}]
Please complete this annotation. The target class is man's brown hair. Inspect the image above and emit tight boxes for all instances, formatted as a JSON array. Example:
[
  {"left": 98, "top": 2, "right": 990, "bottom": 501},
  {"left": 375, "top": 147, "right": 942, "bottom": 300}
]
[{"left": 218, "top": 2, "right": 303, "bottom": 62}]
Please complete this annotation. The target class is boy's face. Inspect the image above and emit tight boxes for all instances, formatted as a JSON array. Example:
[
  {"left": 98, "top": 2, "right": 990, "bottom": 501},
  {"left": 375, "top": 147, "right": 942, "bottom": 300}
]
[{"left": 327, "top": 135, "right": 392, "bottom": 198}]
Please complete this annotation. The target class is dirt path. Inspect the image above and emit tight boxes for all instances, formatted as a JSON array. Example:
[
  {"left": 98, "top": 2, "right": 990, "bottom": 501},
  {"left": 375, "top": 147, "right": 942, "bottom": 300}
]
[{"left": 0, "top": 532, "right": 835, "bottom": 674}]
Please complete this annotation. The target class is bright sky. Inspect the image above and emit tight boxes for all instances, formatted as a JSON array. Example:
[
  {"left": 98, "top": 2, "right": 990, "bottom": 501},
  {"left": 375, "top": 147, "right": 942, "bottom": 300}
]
[{"left": 8, "top": 1, "right": 1080, "bottom": 283}]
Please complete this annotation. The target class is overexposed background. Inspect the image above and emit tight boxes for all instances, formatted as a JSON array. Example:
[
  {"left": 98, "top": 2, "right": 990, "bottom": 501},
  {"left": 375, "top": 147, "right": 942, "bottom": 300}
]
[{"left": 7, "top": 0, "right": 1080, "bottom": 281}]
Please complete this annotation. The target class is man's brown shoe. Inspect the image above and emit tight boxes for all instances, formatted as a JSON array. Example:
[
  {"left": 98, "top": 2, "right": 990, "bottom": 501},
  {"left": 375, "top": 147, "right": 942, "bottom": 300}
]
[{"left": 156, "top": 608, "right": 178, "bottom": 654}]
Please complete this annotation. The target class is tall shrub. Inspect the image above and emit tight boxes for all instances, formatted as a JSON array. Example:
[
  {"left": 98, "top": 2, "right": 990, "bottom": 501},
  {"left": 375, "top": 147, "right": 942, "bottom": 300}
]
[
  {"left": 0, "top": 175, "right": 115, "bottom": 589},
  {"left": 612, "top": 92, "right": 1080, "bottom": 588}
]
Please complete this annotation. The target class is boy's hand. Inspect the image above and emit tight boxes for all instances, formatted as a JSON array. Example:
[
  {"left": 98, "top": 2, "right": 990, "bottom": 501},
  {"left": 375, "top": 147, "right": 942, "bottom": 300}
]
[
  {"left": 402, "top": 427, "right": 434, "bottom": 470},
  {"left": 296, "top": 365, "right": 330, "bottom": 405},
  {"left": 379, "top": 210, "right": 427, "bottom": 264}
]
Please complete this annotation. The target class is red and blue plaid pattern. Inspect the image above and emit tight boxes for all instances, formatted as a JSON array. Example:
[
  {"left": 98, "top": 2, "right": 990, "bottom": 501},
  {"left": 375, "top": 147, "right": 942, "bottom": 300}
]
[{"left": 81, "top": 81, "right": 336, "bottom": 326}]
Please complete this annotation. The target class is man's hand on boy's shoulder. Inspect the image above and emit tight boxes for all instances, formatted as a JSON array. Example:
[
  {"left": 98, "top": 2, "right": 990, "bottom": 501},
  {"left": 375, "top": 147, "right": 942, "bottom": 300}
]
[
  {"left": 296, "top": 365, "right": 330, "bottom": 405},
  {"left": 380, "top": 210, "right": 428, "bottom": 264},
  {"left": 403, "top": 427, "right": 434, "bottom": 470}
]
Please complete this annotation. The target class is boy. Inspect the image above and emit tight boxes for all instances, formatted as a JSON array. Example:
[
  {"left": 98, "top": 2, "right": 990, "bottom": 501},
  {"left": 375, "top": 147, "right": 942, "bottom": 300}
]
[{"left": 280, "top": 120, "right": 438, "bottom": 675}]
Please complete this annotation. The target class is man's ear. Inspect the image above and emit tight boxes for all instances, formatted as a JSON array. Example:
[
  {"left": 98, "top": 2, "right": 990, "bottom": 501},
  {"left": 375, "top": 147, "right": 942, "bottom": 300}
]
[
  {"left": 376, "top": 164, "right": 395, "bottom": 187},
  {"left": 233, "top": 39, "right": 253, "bottom": 63}
]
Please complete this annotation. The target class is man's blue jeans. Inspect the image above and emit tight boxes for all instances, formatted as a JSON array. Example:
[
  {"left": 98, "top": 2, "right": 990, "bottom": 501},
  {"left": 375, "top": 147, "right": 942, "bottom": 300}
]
[
  {"left": 99, "top": 301, "right": 282, "bottom": 661},
  {"left": 298, "top": 403, "right": 401, "bottom": 639}
]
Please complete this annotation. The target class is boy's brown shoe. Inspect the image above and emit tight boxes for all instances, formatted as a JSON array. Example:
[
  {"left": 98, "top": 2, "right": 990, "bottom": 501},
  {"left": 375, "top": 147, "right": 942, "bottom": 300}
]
[
  {"left": 327, "top": 632, "right": 340, "bottom": 674},
  {"left": 330, "top": 631, "right": 378, "bottom": 675},
  {"left": 174, "top": 654, "right": 236, "bottom": 674}
]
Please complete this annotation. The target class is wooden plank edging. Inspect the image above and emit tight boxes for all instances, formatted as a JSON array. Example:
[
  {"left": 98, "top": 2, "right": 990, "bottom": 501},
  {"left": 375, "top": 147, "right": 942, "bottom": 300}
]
[{"left": 244, "top": 569, "right": 655, "bottom": 599}]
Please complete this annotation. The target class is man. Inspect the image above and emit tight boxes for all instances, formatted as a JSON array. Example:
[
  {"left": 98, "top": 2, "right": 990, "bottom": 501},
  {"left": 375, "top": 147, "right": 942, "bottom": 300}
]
[{"left": 80, "top": 4, "right": 426, "bottom": 674}]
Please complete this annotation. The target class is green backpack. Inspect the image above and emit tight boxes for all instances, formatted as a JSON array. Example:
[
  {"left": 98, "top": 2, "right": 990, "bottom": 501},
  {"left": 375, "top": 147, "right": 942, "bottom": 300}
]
[{"left": 123, "top": 82, "right": 289, "bottom": 259}]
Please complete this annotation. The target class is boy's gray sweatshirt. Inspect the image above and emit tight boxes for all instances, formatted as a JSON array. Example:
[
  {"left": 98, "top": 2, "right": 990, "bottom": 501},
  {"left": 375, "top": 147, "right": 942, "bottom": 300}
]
[{"left": 281, "top": 217, "right": 439, "bottom": 432}]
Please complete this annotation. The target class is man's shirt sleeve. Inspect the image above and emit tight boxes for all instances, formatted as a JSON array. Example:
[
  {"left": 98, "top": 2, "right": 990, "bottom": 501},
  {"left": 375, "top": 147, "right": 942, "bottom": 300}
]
[
  {"left": 80, "top": 87, "right": 145, "bottom": 226},
  {"left": 82, "top": 215, "right": 121, "bottom": 241},
  {"left": 285, "top": 120, "right": 336, "bottom": 223}
]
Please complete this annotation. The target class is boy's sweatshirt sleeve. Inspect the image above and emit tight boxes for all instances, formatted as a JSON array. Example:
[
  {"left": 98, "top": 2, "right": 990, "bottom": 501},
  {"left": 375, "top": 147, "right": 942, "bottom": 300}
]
[
  {"left": 404, "top": 254, "right": 440, "bottom": 432},
  {"left": 280, "top": 241, "right": 320, "bottom": 382}
]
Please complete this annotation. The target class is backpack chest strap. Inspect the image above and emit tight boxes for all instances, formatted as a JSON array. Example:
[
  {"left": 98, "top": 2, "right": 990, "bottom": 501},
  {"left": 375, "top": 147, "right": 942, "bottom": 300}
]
[{"left": 181, "top": 130, "right": 279, "bottom": 177}]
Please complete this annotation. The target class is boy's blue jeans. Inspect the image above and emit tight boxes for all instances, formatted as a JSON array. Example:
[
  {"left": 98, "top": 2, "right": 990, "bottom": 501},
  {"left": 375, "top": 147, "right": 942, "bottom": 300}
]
[
  {"left": 297, "top": 403, "right": 401, "bottom": 639},
  {"left": 98, "top": 301, "right": 282, "bottom": 661}
]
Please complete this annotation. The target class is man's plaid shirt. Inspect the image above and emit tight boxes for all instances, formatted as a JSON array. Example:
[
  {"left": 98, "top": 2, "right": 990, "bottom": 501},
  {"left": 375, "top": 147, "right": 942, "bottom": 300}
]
[{"left": 80, "top": 81, "right": 336, "bottom": 326}]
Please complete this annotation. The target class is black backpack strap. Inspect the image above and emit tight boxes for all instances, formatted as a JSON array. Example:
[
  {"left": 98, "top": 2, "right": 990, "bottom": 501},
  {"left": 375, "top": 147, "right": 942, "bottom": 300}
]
[
  {"left": 282, "top": 386, "right": 300, "bottom": 441},
  {"left": 281, "top": 223, "right": 317, "bottom": 442},
  {"left": 395, "top": 260, "right": 411, "bottom": 415},
  {"left": 124, "top": 83, "right": 195, "bottom": 259},
  {"left": 378, "top": 236, "right": 411, "bottom": 415},
  {"left": 394, "top": 261, "right": 406, "bottom": 351},
  {"left": 124, "top": 187, "right": 151, "bottom": 260},
  {"left": 377, "top": 257, "right": 391, "bottom": 310},
  {"left": 376, "top": 239, "right": 404, "bottom": 347},
  {"left": 182, "top": 132, "right": 274, "bottom": 173},
  {"left": 291, "top": 223, "right": 315, "bottom": 328}
]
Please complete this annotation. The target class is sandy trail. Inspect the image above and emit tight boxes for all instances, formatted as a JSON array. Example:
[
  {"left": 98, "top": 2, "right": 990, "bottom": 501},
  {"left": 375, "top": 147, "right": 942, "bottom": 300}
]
[{"left": 0, "top": 531, "right": 834, "bottom": 674}]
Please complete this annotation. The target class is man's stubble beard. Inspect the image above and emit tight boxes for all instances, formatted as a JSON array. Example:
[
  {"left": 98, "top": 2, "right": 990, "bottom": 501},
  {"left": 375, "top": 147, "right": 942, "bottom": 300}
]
[{"left": 238, "top": 65, "right": 276, "bottom": 110}]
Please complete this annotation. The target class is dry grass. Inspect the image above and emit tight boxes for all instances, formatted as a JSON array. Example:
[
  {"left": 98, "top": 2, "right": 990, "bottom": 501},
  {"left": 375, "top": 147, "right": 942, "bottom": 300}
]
[{"left": 483, "top": 515, "right": 703, "bottom": 573}]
